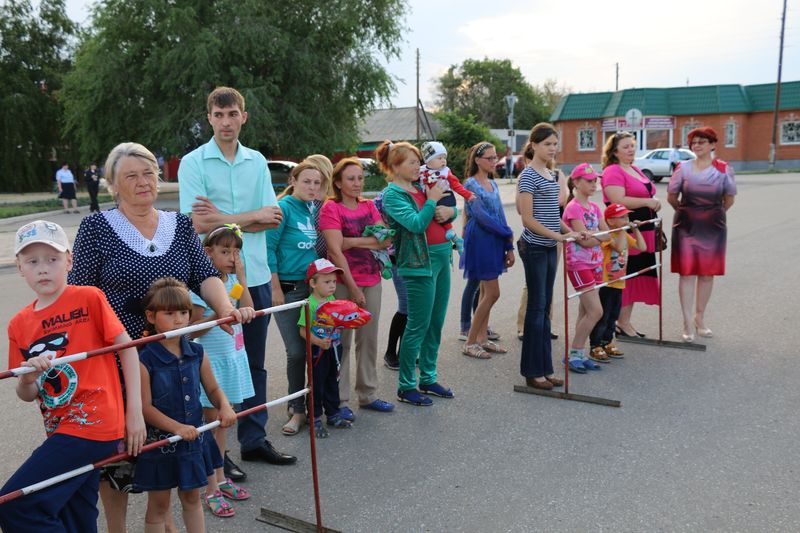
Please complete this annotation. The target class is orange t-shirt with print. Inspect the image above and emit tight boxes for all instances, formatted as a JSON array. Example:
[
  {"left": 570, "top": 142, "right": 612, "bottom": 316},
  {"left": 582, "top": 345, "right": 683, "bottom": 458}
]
[
  {"left": 601, "top": 233, "right": 638, "bottom": 289},
  {"left": 8, "top": 285, "right": 126, "bottom": 441}
]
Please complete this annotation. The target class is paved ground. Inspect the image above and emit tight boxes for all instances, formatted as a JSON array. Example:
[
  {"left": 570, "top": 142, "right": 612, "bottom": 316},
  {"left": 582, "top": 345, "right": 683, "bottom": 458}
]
[{"left": 0, "top": 174, "right": 798, "bottom": 532}]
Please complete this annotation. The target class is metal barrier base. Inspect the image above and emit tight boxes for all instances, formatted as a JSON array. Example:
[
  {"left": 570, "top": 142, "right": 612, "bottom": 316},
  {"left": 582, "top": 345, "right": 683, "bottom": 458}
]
[
  {"left": 616, "top": 336, "right": 707, "bottom": 351},
  {"left": 513, "top": 385, "right": 622, "bottom": 408},
  {"left": 257, "top": 508, "right": 341, "bottom": 533}
]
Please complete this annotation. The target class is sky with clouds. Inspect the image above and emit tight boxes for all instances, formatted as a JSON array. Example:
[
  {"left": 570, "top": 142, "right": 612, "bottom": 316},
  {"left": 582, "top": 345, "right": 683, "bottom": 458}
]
[{"left": 65, "top": 0, "right": 797, "bottom": 111}]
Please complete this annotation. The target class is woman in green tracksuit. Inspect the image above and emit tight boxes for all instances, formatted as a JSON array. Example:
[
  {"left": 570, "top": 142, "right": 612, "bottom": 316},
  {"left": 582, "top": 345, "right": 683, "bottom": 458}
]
[{"left": 377, "top": 140, "right": 455, "bottom": 406}]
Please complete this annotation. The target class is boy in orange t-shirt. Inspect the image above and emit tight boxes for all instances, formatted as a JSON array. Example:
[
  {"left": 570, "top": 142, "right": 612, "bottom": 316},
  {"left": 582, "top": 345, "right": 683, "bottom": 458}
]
[{"left": 0, "top": 220, "right": 145, "bottom": 533}]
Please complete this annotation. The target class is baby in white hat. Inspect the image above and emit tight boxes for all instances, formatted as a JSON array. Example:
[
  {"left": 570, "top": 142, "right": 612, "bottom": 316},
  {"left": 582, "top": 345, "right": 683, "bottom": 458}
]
[{"left": 419, "top": 141, "right": 475, "bottom": 252}]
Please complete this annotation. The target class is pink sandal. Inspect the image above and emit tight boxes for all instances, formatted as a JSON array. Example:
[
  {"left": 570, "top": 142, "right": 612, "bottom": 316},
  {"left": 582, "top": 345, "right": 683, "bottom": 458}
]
[
  {"left": 219, "top": 478, "right": 251, "bottom": 501},
  {"left": 205, "top": 490, "right": 235, "bottom": 517}
]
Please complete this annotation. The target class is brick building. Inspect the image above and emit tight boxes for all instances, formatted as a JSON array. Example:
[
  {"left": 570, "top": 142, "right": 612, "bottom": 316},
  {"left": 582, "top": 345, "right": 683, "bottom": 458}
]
[{"left": 550, "top": 81, "right": 800, "bottom": 171}]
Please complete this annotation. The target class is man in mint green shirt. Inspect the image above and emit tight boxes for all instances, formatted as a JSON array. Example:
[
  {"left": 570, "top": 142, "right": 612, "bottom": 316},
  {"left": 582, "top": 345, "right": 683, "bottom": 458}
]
[{"left": 178, "top": 86, "right": 296, "bottom": 475}]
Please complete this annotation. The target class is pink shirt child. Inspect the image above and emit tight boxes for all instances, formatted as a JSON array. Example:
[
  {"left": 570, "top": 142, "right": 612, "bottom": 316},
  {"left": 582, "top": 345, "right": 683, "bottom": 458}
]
[{"left": 562, "top": 199, "right": 603, "bottom": 271}]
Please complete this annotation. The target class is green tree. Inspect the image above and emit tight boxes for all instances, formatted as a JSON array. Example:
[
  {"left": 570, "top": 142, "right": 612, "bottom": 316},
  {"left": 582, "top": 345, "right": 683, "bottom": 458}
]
[
  {"left": 540, "top": 78, "right": 571, "bottom": 118},
  {"left": 0, "top": 0, "right": 76, "bottom": 192},
  {"left": 62, "top": 0, "right": 408, "bottom": 163},
  {"left": 434, "top": 58, "right": 549, "bottom": 130},
  {"left": 435, "top": 111, "right": 504, "bottom": 178}
]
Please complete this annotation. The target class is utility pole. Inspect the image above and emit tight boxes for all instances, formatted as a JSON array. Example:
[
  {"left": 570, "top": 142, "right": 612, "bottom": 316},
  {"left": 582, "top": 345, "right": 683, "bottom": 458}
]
[
  {"left": 769, "top": 0, "right": 788, "bottom": 171},
  {"left": 615, "top": 63, "right": 619, "bottom": 91},
  {"left": 416, "top": 48, "right": 420, "bottom": 141}
]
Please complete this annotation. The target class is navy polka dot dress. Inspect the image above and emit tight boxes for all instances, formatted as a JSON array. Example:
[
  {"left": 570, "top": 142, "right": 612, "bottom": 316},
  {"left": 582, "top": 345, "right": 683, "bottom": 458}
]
[{"left": 69, "top": 209, "right": 219, "bottom": 339}]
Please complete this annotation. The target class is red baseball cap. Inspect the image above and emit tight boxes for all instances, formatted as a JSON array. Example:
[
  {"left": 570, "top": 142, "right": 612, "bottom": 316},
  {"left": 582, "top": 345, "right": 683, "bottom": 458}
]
[
  {"left": 306, "top": 258, "right": 343, "bottom": 281},
  {"left": 604, "top": 203, "right": 632, "bottom": 220}
]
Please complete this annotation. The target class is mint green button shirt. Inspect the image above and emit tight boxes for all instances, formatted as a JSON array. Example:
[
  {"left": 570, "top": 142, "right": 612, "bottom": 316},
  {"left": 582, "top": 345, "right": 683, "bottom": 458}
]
[{"left": 178, "top": 138, "right": 277, "bottom": 286}]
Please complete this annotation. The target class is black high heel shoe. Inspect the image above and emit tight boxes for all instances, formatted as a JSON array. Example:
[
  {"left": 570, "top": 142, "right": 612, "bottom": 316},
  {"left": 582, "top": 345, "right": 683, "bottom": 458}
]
[{"left": 615, "top": 325, "right": 645, "bottom": 338}]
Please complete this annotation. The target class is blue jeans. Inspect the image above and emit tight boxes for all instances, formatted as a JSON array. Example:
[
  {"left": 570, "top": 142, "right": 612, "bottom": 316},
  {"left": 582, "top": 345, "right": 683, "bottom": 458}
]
[
  {"left": 518, "top": 240, "right": 557, "bottom": 378},
  {"left": 0, "top": 434, "right": 120, "bottom": 533},
  {"left": 238, "top": 282, "right": 272, "bottom": 452},
  {"left": 459, "top": 276, "right": 481, "bottom": 332}
]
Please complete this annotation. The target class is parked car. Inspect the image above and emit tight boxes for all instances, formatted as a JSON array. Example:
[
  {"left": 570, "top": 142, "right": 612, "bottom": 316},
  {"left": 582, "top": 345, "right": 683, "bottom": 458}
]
[
  {"left": 268, "top": 160, "right": 296, "bottom": 191},
  {"left": 495, "top": 154, "right": 525, "bottom": 178},
  {"left": 358, "top": 157, "right": 378, "bottom": 177},
  {"left": 634, "top": 148, "right": 695, "bottom": 182}
]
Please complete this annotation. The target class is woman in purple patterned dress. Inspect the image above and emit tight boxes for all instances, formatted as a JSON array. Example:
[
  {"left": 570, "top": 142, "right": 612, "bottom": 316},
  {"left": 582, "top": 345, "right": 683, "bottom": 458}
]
[{"left": 667, "top": 127, "right": 736, "bottom": 342}]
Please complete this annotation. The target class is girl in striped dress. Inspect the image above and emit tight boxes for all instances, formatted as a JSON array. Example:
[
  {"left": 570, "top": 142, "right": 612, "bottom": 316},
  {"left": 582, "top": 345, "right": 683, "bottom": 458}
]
[{"left": 190, "top": 224, "right": 254, "bottom": 517}]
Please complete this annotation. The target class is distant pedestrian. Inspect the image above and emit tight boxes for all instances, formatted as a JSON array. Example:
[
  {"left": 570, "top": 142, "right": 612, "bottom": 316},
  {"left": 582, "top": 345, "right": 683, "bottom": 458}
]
[
  {"left": 669, "top": 144, "right": 681, "bottom": 174},
  {"left": 84, "top": 163, "right": 101, "bottom": 212},
  {"left": 56, "top": 162, "right": 79, "bottom": 213}
]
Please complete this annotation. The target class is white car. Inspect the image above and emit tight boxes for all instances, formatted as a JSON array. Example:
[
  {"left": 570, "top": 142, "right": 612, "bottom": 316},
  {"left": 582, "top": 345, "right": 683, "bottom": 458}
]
[{"left": 634, "top": 148, "right": 695, "bottom": 182}]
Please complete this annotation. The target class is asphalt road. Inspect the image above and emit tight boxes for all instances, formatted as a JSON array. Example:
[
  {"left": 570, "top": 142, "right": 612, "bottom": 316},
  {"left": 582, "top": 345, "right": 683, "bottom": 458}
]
[{"left": 0, "top": 174, "right": 798, "bottom": 532}]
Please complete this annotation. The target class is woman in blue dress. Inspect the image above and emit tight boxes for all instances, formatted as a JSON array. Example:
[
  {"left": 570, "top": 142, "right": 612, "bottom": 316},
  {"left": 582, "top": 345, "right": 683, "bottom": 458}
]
[{"left": 460, "top": 142, "right": 515, "bottom": 359}]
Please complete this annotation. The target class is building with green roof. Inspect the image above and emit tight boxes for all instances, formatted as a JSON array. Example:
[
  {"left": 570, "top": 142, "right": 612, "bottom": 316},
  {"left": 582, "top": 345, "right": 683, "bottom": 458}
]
[{"left": 551, "top": 81, "right": 800, "bottom": 171}]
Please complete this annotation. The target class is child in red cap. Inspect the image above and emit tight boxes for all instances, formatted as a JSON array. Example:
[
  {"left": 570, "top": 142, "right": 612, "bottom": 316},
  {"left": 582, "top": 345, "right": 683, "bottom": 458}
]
[
  {"left": 297, "top": 259, "right": 355, "bottom": 438},
  {"left": 588, "top": 204, "right": 646, "bottom": 359}
]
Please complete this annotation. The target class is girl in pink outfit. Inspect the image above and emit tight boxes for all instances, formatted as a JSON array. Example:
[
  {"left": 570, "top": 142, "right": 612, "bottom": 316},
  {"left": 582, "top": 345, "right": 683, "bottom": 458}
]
[{"left": 563, "top": 163, "right": 610, "bottom": 373}]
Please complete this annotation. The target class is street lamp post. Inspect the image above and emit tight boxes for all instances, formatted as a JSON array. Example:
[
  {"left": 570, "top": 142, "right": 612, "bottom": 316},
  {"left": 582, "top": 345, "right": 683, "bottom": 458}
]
[{"left": 505, "top": 93, "right": 518, "bottom": 182}]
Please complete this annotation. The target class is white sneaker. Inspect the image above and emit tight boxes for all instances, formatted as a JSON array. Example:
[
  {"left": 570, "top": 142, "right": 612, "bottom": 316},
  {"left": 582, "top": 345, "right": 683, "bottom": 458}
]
[{"left": 458, "top": 331, "right": 468, "bottom": 341}]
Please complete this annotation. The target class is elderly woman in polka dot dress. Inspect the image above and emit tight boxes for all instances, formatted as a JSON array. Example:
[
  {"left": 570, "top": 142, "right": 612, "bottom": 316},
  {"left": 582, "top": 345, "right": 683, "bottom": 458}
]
[{"left": 69, "top": 142, "right": 245, "bottom": 533}]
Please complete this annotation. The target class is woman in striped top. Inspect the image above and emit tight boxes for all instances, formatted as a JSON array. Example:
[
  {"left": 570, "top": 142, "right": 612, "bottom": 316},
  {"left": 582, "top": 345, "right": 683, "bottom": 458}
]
[{"left": 517, "top": 123, "right": 578, "bottom": 390}]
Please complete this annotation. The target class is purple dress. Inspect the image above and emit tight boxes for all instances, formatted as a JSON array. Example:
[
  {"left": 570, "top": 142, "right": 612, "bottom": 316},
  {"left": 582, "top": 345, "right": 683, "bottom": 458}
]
[{"left": 668, "top": 160, "right": 736, "bottom": 276}]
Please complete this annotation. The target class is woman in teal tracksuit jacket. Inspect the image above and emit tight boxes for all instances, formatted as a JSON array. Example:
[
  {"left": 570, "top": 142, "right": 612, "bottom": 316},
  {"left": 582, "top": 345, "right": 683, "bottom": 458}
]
[
  {"left": 268, "top": 161, "right": 324, "bottom": 435},
  {"left": 377, "top": 140, "right": 457, "bottom": 406}
]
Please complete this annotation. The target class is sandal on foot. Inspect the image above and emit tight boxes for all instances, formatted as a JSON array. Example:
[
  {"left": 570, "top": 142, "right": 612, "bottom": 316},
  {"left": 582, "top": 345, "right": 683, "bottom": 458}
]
[
  {"left": 481, "top": 340, "right": 507, "bottom": 354},
  {"left": 327, "top": 413, "right": 353, "bottom": 428},
  {"left": 281, "top": 415, "right": 305, "bottom": 436},
  {"left": 462, "top": 343, "right": 491, "bottom": 359},
  {"left": 205, "top": 490, "right": 235, "bottom": 517},
  {"left": 313, "top": 418, "right": 329, "bottom": 438},
  {"left": 397, "top": 389, "right": 433, "bottom": 406},
  {"left": 338, "top": 406, "right": 356, "bottom": 422},
  {"left": 361, "top": 399, "right": 395, "bottom": 412},
  {"left": 419, "top": 382, "right": 454, "bottom": 398},
  {"left": 219, "top": 478, "right": 250, "bottom": 501}
]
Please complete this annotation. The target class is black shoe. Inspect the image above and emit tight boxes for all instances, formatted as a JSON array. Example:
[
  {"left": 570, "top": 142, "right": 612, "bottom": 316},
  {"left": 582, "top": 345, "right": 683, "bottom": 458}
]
[
  {"left": 224, "top": 451, "right": 247, "bottom": 481},
  {"left": 241, "top": 440, "right": 297, "bottom": 465},
  {"left": 550, "top": 332, "right": 559, "bottom": 340},
  {"left": 384, "top": 352, "right": 399, "bottom": 370}
]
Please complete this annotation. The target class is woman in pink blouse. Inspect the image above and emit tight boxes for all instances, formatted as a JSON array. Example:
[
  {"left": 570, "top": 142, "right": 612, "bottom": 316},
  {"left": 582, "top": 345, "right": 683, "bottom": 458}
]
[
  {"left": 319, "top": 158, "right": 395, "bottom": 418},
  {"left": 601, "top": 132, "right": 662, "bottom": 337}
]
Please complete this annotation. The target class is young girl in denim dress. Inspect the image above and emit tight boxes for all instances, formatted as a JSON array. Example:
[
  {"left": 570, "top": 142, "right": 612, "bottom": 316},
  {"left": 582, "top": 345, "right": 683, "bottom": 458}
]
[{"left": 134, "top": 278, "right": 237, "bottom": 530}]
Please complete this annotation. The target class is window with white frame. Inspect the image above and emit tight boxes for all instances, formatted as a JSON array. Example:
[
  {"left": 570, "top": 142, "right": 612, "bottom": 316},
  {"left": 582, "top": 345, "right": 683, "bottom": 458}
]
[
  {"left": 725, "top": 121, "right": 736, "bottom": 147},
  {"left": 781, "top": 119, "right": 800, "bottom": 145},
  {"left": 577, "top": 127, "right": 596, "bottom": 151},
  {"left": 681, "top": 123, "right": 699, "bottom": 146}
]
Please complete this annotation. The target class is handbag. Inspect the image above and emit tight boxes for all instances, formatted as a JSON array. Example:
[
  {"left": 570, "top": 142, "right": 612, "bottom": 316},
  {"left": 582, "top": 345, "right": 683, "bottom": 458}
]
[{"left": 657, "top": 226, "right": 668, "bottom": 251}]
